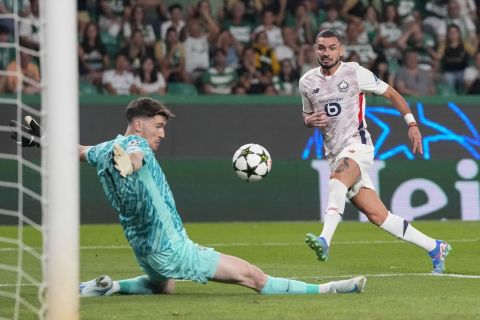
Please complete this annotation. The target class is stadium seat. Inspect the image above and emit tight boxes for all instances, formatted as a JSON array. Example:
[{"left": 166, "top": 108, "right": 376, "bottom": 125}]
[
  {"left": 167, "top": 82, "right": 198, "bottom": 95},
  {"left": 79, "top": 80, "right": 99, "bottom": 95},
  {"left": 436, "top": 82, "right": 457, "bottom": 96}
]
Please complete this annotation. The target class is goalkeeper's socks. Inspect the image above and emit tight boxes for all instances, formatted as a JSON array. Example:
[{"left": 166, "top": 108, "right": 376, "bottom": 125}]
[
  {"left": 260, "top": 276, "right": 321, "bottom": 294},
  {"left": 380, "top": 212, "right": 436, "bottom": 252},
  {"left": 118, "top": 276, "right": 156, "bottom": 295}
]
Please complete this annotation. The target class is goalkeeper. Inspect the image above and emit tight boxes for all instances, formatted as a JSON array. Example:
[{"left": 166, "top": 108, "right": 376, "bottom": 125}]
[
  {"left": 78, "top": 97, "right": 367, "bottom": 296},
  {"left": 12, "top": 97, "right": 367, "bottom": 296}
]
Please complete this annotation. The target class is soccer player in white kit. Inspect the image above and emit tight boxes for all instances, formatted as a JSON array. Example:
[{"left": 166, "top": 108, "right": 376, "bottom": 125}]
[{"left": 300, "top": 29, "right": 451, "bottom": 274}]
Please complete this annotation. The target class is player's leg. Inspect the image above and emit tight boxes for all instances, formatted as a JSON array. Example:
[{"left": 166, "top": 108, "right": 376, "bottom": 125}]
[
  {"left": 351, "top": 187, "right": 452, "bottom": 273},
  {"left": 80, "top": 275, "right": 175, "bottom": 297},
  {"left": 212, "top": 253, "right": 366, "bottom": 294},
  {"left": 306, "top": 157, "right": 360, "bottom": 261}
]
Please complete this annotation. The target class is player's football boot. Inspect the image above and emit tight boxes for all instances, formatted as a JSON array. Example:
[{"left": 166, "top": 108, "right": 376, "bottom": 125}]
[
  {"left": 329, "top": 276, "right": 367, "bottom": 294},
  {"left": 305, "top": 233, "right": 329, "bottom": 261},
  {"left": 428, "top": 240, "right": 452, "bottom": 274},
  {"left": 80, "top": 275, "right": 114, "bottom": 297}
]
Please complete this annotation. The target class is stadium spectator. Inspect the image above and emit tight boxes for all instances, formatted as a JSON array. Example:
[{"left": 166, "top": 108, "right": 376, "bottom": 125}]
[
  {"left": 371, "top": 54, "right": 394, "bottom": 87},
  {"left": 443, "top": 0, "right": 478, "bottom": 55},
  {"left": 298, "top": 44, "right": 317, "bottom": 75},
  {"left": 201, "top": 48, "right": 238, "bottom": 94},
  {"left": 237, "top": 46, "right": 276, "bottom": 95},
  {"left": 464, "top": 51, "right": 480, "bottom": 94},
  {"left": 253, "top": 9, "right": 284, "bottom": 48},
  {"left": 78, "top": 97, "right": 367, "bottom": 297},
  {"left": 301, "top": 29, "right": 450, "bottom": 275},
  {"left": 183, "top": 16, "right": 219, "bottom": 83},
  {"left": 275, "top": 27, "right": 300, "bottom": 66},
  {"left": 288, "top": 2, "right": 315, "bottom": 45},
  {"left": 6, "top": 51, "right": 40, "bottom": 94},
  {"left": 394, "top": 50, "right": 436, "bottom": 96},
  {"left": 345, "top": 50, "right": 361, "bottom": 64},
  {"left": 397, "top": 22, "right": 439, "bottom": 72},
  {"left": 134, "top": 56, "right": 166, "bottom": 95},
  {"left": 363, "top": 5, "right": 380, "bottom": 44},
  {"left": 155, "top": 27, "right": 189, "bottom": 83},
  {"left": 378, "top": 4, "right": 403, "bottom": 62},
  {"left": 122, "top": 4, "right": 156, "bottom": 47},
  {"left": 19, "top": 0, "right": 39, "bottom": 50},
  {"left": 319, "top": 6, "right": 347, "bottom": 36},
  {"left": 0, "top": 0, "right": 29, "bottom": 32},
  {"left": 421, "top": 0, "right": 448, "bottom": 42},
  {"left": 102, "top": 53, "right": 137, "bottom": 95},
  {"left": 121, "top": 29, "right": 154, "bottom": 70},
  {"left": 97, "top": 0, "right": 126, "bottom": 38},
  {"left": 344, "top": 19, "right": 376, "bottom": 68},
  {"left": 439, "top": 24, "right": 471, "bottom": 93},
  {"left": 79, "top": 22, "right": 110, "bottom": 87},
  {"left": 0, "top": 25, "right": 14, "bottom": 93},
  {"left": 273, "top": 58, "right": 299, "bottom": 95},
  {"left": 160, "top": 4, "right": 185, "bottom": 41},
  {"left": 252, "top": 30, "right": 280, "bottom": 76},
  {"left": 215, "top": 30, "right": 242, "bottom": 69},
  {"left": 223, "top": 1, "right": 253, "bottom": 46}
]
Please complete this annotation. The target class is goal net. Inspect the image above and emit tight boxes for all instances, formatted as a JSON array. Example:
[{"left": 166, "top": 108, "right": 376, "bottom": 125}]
[{"left": 0, "top": 1, "right": 79, "bottom": 319}]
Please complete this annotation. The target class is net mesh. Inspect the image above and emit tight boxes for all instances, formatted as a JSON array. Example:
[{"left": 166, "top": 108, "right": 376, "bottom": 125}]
[{"left": 0, "top": 1, "right": 46, "bottom": 319}]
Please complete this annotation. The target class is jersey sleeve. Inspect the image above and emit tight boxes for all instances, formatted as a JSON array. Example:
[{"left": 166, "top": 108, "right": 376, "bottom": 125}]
[
  {"left": 356, "top": 66, "right": 388, "bottom": 95},
  {"left": 86, "top": 141, "right": 111, "bottom": 166},
  {"left": 299, "top": 78, "right": 314, "bottom": 113}
]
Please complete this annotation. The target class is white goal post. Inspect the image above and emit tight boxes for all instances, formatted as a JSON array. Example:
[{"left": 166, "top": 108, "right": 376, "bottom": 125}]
[{"left": 44, "top": 1, "right": 79, "bottom": 319}]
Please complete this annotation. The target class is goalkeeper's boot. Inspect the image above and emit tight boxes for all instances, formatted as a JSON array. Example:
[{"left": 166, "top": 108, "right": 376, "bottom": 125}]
[
  {"left": 305, "top": 233, "right": 329, "bottom": 261},
  {"left": 328, "top": 276, "right": 367, "bottom": 294},
  {"left": 428, "top": 240, "right": 452, "bottom": 274},
  {"left": 80, "top": 275, "right": 114, "bottom": 297}
]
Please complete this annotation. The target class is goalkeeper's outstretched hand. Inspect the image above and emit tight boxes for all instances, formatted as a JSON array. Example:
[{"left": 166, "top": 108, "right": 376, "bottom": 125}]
[
  {"left": 113, "top": 144, "right": 133, "bottom": 178},
  {"left": 8, "top": 116, "right": 42, "bottom": 147}
]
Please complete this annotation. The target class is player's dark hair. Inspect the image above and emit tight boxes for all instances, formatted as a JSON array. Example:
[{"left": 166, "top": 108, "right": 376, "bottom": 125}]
[
  {"left": 315, "top": 29, "right": 344, "bottom": 45},
  {"left": 126, "top": 98, "right": 175, "bottom": 122}
]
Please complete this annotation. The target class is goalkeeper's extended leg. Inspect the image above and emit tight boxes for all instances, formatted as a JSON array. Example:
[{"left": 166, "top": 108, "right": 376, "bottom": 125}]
[{"left": 213, "top": 254, "right": 366, "bottom": 295}]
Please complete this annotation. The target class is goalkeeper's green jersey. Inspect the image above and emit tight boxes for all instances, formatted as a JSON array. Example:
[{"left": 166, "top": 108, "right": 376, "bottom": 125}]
[{"left": 86, "top": 135, "right": 187, "bottom": 255}]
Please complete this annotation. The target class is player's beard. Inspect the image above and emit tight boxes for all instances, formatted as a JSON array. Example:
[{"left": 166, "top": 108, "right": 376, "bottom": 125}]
[{"left": 318, "top": 56, "right": 341, "bottom": 70}]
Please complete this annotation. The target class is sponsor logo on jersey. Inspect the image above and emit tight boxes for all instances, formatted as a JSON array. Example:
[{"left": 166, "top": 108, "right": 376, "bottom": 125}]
[
  {"left": 128, "top": 140, "right": 140, "bottom": 146},
  {"left": 337, "top": 80, "right": 349, "bottom": 92}
]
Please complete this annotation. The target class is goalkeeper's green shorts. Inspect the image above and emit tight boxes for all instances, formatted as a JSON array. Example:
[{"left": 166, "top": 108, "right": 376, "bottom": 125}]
[{"left": 135, "top": 239, "right": 221, "bottom": 284}]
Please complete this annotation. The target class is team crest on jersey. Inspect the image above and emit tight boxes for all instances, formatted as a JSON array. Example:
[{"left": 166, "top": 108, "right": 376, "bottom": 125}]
[
  {"left": 128, "top": 140, "right": 140, "bottom": 146},
  {"left": 337, "top": 80, "right": 349, "bottom": 92}
]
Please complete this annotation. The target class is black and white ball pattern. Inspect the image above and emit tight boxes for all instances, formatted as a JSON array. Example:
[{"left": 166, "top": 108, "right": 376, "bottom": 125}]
[{"left": 232, "top": 143, "right": 272, "bottom": 182}]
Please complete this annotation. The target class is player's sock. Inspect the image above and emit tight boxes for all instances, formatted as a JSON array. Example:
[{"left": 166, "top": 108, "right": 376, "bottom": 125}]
[
  {"left": 260, "top": 276, "right": 366, "bottom": 294},
  {"left": 380, "top": 212, "right": 436, "bottom": 252},
  {"left": 260, "top": 276, "right": 320, "bottom": 294},
  {"left": 118, "top": 275, "right": 156, "bottom": 295},
  {"left": 319, "top": 178, "right": 347, "bottom": 245}
]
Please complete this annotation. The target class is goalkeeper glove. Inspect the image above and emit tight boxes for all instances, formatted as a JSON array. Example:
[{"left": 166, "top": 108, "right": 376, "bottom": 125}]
[
  {"left": 8, "top": 116, "right": 42, "bottom": 147},
  {"left": 113, "top": 144, "right": 134, "bottom": 178}
]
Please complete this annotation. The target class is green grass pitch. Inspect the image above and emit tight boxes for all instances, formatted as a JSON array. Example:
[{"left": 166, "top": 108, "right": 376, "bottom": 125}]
[{"left": 1, "top": 221, "right": 480, "bottom": 319}]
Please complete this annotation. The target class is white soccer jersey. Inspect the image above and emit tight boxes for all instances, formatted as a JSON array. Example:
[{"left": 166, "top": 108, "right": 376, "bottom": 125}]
[{"left": 299, "top": 62, "right": 388, "bottom": 161}]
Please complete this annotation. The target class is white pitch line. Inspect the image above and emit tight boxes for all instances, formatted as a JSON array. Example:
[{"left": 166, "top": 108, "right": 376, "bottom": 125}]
[
  {"left": 0, "top": 238, "right": 478, "bottom": 252},
  {"left": 1, "top": 272, "right": 479, "bottom": 288}
]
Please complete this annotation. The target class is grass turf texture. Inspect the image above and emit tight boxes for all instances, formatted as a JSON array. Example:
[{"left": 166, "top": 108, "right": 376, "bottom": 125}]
[{"left": 1, "top": 221, "right": 479, "bottom": 319}]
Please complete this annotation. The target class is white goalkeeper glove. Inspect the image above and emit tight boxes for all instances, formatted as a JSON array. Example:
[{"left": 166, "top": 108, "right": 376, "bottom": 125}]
[{"left": 113, "top": 144, "right": 134, "bottom": 178}]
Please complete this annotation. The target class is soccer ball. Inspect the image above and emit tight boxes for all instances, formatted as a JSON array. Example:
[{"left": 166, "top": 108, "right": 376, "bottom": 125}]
[{"left": 232, "top": 143, "right": 272, "bottom": 182}]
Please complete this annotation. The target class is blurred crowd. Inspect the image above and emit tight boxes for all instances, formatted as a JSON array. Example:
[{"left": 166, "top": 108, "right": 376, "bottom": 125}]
[{"left": 2, "top": 0, "right": 480, "bottom": 96}]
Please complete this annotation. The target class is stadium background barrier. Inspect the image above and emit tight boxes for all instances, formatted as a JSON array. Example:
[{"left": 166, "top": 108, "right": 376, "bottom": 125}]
[{"left": 0, "top": 95, "right": 478, "bottom": 223}]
